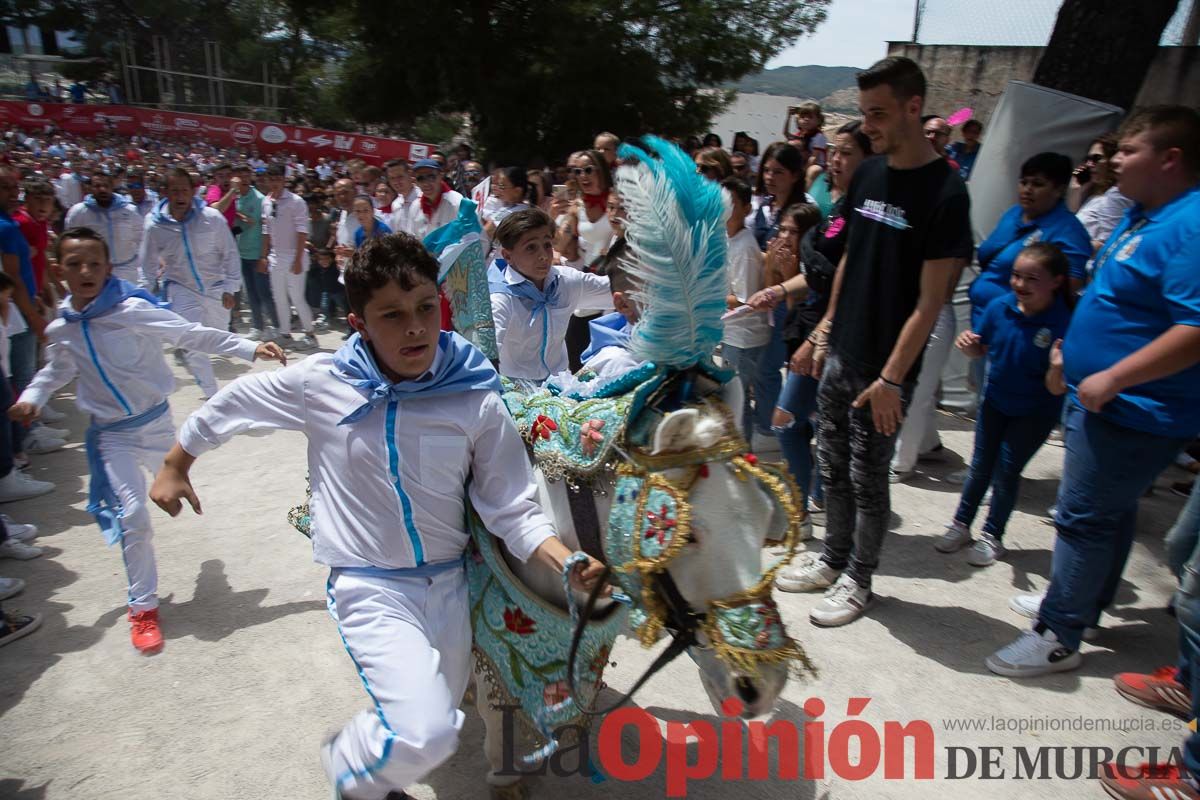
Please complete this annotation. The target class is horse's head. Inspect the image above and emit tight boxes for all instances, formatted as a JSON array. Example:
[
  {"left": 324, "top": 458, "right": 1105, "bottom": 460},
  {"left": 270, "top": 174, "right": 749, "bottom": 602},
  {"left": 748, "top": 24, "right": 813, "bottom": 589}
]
[{"left": 610, "top": 375, "right": 811, "bottom": 718}]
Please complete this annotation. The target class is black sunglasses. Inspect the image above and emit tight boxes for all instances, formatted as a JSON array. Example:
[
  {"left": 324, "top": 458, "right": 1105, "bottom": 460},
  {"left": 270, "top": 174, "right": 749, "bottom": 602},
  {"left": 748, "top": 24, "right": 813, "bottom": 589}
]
[
  {"left": 1085, "top": 154, "right": 1105, "bottom": 164},
  {"left": 570, "top": 166, "right": 595, "bottom": 177}
]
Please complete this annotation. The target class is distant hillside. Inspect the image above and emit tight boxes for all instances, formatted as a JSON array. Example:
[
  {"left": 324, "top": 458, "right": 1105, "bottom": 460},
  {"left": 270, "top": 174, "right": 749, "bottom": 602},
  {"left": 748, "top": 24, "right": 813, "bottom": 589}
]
[{"left": 724, "top": 65, "right": 861, "bottom": 104}]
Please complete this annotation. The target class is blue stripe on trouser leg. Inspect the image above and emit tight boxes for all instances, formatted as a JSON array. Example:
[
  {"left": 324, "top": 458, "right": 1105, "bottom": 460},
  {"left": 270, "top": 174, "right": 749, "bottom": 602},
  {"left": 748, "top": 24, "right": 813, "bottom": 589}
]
[
  {"left": 323, "top": 570, "right": 470, "bottom": 797},
  {"left": 100, "top": 416, "right": 172, "bottom": 611}
]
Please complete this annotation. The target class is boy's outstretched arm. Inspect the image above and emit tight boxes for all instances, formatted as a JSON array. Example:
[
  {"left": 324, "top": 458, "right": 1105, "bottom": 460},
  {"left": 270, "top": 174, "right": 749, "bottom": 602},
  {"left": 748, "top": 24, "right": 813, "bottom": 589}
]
[{"left": 150, "top": 445, "right": 202, "bottom": 516}]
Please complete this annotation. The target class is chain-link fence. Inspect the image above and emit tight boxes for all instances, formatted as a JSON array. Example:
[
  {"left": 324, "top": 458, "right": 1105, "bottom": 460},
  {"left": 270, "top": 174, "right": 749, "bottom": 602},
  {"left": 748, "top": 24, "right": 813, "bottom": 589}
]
[{"left": 912, "top": 0, "right": 1196, "bottom": 46}]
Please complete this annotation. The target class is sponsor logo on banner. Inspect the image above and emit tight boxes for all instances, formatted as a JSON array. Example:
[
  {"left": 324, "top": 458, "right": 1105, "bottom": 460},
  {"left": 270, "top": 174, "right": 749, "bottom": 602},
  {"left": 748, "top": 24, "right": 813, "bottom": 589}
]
[
  {"left": 231, "top": 121, "right": 256, "bottom": 144},
  {"left": 334, "top": 135, "right": 356, "bottom": 151},
  {"left": 409, "top": 143, "right": 429, "bottom": 159},
  {"left": 28, "top": 104, "right": 44, "bottom": 116},
  {"left": 175, "top": 117, "right": 200, "bottom": 130},
  {"left": 360, "top": 139, "right": 377, "bottom": 153},
  {"left": 260, "top": 125, "right": 287, "bottom": 144},
  {"left": 308, "top": 134, "right": 331, "bottom": 148}
]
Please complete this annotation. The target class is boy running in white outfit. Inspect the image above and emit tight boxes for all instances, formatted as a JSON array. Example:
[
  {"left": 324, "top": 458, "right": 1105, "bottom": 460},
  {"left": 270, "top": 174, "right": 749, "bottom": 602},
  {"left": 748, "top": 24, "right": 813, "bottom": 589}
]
[
  {"left": 490, "top": 208, "right": 611, "bottom": 382},
  {"left": 10, "top": 227, "right": 284, "bottom": 653},
  {"left": 140, "top": 167, "right": 245, "bottom": 398},
  {"left": 150, "top": 232, "right": 605, "bottom": 800}
]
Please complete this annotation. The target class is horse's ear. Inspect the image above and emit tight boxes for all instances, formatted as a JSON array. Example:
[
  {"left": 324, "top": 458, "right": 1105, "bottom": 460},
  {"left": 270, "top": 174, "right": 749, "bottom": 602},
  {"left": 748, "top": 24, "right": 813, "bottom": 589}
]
[{"left": 652, "top": 409, "right": 700, "bottom": 454}]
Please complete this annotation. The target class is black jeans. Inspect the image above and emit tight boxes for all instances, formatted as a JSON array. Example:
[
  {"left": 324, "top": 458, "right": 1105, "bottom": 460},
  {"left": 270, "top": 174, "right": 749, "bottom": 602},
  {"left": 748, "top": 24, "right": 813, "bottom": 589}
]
[{"left": 817, "top": 352, "right": 912, "bottom": 588}]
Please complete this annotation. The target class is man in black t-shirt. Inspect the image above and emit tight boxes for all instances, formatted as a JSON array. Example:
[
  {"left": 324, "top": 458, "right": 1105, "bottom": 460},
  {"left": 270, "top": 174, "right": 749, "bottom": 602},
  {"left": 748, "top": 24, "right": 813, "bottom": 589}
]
[{"left": 775, "top": 56, "right": 973, "bottom": 626}]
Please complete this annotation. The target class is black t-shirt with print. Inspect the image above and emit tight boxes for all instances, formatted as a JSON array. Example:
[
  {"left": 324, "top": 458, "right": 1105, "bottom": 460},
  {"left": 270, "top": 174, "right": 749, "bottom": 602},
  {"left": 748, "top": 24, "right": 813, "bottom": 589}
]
[{"left": 829, "top": 155, "right": 973, "bottom": 382}]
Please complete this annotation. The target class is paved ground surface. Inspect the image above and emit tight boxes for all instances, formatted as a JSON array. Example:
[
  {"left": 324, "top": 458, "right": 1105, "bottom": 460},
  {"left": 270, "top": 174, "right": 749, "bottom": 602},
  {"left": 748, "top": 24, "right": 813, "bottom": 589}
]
[{"left": 0, "top": 332, "right": 1194, "bottom": 800}]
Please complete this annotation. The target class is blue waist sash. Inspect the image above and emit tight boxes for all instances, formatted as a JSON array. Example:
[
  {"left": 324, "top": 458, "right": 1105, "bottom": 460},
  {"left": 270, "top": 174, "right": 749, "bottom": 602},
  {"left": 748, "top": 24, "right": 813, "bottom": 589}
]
[
  {"left": 333, "top": 557, "right": 466, "bottom": 581},
  {"left": 86, "top": 400, "right": 171, "bottom": 546}
]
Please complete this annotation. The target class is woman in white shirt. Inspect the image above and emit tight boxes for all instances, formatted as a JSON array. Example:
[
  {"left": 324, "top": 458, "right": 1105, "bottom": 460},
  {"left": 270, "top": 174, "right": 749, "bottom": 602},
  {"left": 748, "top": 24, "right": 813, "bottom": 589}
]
[{"left": 551, "top": 149, "right": 613, "bottom": 369}]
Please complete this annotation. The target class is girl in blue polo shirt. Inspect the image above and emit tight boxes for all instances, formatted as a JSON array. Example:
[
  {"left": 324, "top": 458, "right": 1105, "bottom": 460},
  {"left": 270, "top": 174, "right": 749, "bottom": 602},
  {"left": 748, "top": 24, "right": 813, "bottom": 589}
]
[{"left": 939, "top": 242, "right": 1073, "bottom": 566}]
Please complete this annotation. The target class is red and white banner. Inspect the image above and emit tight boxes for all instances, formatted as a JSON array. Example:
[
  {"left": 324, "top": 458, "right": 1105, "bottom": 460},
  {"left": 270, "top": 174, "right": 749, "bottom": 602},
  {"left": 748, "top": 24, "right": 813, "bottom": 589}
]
[{"left": 0, "top": 100, "right": 434, "bottom": 165}]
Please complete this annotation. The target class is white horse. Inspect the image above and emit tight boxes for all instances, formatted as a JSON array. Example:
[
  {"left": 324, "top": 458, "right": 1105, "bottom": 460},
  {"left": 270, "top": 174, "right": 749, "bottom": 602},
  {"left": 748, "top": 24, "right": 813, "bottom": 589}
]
[{"left": 472, "top": 376, "right": 805, "bottom": 795}]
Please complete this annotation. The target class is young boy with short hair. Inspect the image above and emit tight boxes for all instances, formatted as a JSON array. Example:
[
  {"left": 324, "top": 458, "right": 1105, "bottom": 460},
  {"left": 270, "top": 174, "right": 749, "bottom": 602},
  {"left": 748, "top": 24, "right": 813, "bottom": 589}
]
[
  {"left": 149, "top": 231, "right": 604, "bottom": 800},
  {"left": 490, "top": 208, "right": 611, "bottom": 382},
  {"left": 9, "top": 227, "right": 285, "bottom": 653}
]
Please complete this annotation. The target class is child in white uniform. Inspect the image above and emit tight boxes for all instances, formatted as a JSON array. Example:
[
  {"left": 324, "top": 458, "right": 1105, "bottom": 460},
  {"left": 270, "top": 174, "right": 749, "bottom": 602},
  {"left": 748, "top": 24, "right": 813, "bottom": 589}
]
[
  {"left": 149, "top": 232, "right": 605, "bottom": 800},
  {"left": 490, "top": 208, "right": 611, "bottom": 382},
  {"left": 10, "top": 227, "right": 284, "bottom": 653},
  {"left": 139, "top": 167, "right": 244, "bottom": 398}
]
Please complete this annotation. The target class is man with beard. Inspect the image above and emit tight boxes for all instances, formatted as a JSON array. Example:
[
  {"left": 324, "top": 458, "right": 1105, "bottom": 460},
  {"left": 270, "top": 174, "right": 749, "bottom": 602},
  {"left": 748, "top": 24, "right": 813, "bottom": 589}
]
[{"left": 65, "top": 171, "right": 145, "bottom": 285}]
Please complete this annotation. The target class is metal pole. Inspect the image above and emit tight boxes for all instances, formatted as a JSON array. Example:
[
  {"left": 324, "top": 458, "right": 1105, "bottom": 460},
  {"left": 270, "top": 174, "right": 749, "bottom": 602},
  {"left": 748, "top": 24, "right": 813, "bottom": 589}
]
[
  {"left": 911, "top": 0, "right": 925, "bottom": 43},
  {"left": 205, "top": 41, "right": 216, "bottom": 114},
  {"left": 215, "top": 42, "right": 226, "bottom": 114}
]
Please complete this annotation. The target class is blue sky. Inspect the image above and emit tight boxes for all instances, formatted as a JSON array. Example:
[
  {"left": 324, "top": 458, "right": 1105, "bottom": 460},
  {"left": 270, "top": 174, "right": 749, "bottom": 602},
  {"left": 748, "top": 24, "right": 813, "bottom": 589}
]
[
  {"left": 767, "top": 0, "right": 915, "bottom": 70},
  {"left": 768, "top": 0, "right": 1195, "bottom": 70}
]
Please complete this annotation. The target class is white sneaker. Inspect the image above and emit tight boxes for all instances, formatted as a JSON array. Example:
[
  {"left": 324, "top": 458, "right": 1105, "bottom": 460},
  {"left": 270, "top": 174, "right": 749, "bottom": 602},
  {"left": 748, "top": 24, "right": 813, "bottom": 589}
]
[
  {"left": 1008, "top": 592, "right": 1100, "bottom": 641},
  {"left": 0, "top": 576, "right": 24, "bottom": 600},
  {"left": 985, "top": 626, "right": 1081, "bottom": 677},
  {"left": 967, "top": 533, "right": 1006, "bottom": 566},
  {"left": 888, "top": 467, "right": 915, "bottom": 484},
  {"left": 300, "top": 333, "right": 320, "bottom": 350},
  {"left": 246, "top": 328, "right": 263, "bottom": 342},
  {"left": 0, "top": 471, "right": 55, "bottom": 503},
  {"left": 935, "top": 521, "right": 972, "bottom": 553},
  {"left": 26, "top": 435, "right": 66, "bottom": 455},
  {"left": 0, "top": 539, "right": 44, "bottom": 560},
  {"left": 37, "top": 404, "right": 66, "bottom": 423},
  {"left": 946, "top": 469, "right": 969, "bottom": 485},
  {"left": 1, "top": 515, "right": 37, "bottom": 542},
  {"left": 775, "top": 552, "right": 840, "bottom": 593},
  {"left": 810, "top": 573, "right": 874, "bottom": 627},
  {"left": 798, "top": 516, "right": 813, "bottom": 542}
]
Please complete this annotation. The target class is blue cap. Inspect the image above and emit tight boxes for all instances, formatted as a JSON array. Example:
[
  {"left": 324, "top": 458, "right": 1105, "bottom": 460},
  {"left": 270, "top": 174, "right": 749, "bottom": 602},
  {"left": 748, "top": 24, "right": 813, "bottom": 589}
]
[{"left": 411, "top": 158, "right": 441, "bottom": 171}]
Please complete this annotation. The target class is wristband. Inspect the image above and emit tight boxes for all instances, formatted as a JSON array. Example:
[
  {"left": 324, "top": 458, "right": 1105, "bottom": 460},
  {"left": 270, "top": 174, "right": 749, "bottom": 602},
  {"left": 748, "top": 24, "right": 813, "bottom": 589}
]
[{"left": 879, "top": 375, "right": 902, "bottom": 390}]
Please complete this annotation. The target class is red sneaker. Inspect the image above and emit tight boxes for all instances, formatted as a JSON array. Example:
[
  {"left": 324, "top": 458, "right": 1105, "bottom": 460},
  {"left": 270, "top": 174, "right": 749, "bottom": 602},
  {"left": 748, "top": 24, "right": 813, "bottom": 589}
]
[
  {"left": 129, "top": 608, "right": 163, "bottom": 654},
  {"left": 1114, "top": 667, "right": 1192, "bottom": 720},
  {"left": 1101, "top": 762, "right": 1200, "bottom": 799}
]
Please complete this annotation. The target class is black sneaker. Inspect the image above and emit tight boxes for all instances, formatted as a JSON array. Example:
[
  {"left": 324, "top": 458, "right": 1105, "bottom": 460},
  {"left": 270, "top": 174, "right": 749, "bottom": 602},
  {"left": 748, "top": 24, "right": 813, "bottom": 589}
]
[{"left": 0, "top": 611, "right": 42, "bottom": 647}]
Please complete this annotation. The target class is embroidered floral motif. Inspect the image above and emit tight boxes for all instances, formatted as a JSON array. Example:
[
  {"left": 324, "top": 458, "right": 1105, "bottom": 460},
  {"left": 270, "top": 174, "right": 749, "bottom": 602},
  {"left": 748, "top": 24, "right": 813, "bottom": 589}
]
[
  {"left": 531, "top": 414, "right": 558, "bottom": 441},
  {"left": 644, "top": 504, "right": 677, "bottom": 547},
  {"left": 504, "top": 607, "right": 537, "bottom": 636},
  {"left": 542, "top": 680, "right": 571, "bottom": 707},
  {"left": 580, "top": 418, "right": 606, "bottom": 456}
]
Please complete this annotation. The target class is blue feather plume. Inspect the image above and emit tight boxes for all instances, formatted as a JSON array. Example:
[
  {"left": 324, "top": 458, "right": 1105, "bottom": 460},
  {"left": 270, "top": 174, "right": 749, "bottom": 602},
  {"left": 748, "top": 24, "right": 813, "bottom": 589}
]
[{"left": 614, "top": 135, "right": 730, "bottom": 369}]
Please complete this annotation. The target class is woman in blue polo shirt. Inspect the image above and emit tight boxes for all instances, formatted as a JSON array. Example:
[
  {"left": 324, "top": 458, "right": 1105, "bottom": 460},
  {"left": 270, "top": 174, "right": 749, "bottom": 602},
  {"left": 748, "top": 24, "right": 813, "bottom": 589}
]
[
  {"left": 969, "top": 152, "right": 1091, "bottom": 331},
  {"left": 939, "top": 242, "right": 1074, "bottom": 567}
]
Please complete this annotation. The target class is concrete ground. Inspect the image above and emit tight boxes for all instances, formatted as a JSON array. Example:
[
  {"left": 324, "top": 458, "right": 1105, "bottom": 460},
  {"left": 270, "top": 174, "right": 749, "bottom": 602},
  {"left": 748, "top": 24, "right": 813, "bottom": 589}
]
[{"left": 0, "top": 333, "right": 1194, "bottom": 800}]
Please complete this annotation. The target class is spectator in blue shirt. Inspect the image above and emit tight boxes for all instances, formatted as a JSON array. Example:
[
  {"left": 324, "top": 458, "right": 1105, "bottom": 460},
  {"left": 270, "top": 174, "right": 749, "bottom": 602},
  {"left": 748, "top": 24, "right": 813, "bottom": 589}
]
[
  {"left": 987, "top": 108, "right": 1200, "bottom": 692},
  {"left": 969, "top": 152, "right": 1092, "bottom": 331},
  {"left": 947, "top": 119, "right": 983, "bottom": 180}
]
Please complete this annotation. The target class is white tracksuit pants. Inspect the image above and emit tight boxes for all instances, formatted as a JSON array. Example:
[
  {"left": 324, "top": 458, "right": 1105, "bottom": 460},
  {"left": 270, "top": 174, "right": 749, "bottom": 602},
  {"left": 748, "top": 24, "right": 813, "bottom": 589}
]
[
  {"left": 324, "top": 567, "right": 471, "bottom": 800},
  {"left": 101, "top": 412, "right": 175, "bottom": 612},
  {"left": 892, "top": 303, "right": 957, "bottom": 473},
  {"left": 168, "top": 284, "right": 231, "bottom": 398},
  {"left": 269, "top": 254, "right": 313, "bottom": 337}
]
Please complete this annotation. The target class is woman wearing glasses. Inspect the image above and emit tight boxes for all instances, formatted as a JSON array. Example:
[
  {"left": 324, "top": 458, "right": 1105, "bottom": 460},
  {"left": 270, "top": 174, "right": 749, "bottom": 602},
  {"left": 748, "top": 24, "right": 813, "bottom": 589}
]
[
  {"left": 1067, "top": 133, "right": 1135, "bottom": 252},
  {"left": 552, "top": 149, "right": 614, "bottom": 370}
]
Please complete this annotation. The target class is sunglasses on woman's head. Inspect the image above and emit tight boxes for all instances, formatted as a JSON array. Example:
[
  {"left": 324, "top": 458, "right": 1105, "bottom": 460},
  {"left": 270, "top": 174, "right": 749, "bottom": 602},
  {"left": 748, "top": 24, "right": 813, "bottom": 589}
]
[
  {"left": 570, "top": 166, "right": 595, "bottom": 177},
  {"left": 1085, "top": 154, "right": 1105, "bottom": 164}
]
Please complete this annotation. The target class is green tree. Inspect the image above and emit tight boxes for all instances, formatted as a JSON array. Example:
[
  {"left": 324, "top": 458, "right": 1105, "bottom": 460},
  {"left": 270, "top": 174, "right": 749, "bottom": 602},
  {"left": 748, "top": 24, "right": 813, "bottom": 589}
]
[{"left": 314, "top": 0, "right": 830, "bottom": 161}]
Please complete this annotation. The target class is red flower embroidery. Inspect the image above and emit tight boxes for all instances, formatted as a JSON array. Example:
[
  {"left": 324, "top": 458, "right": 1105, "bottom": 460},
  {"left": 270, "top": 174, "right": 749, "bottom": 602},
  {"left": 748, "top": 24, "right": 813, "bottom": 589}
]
[
  {"left": 589, "top": 645, "right": 612, "bottom": 678},
  {"left": 532, "top": 415, "right": 559, "bottom": 441},
  {"left": 644, "top": 504, "right": 677, "bottom": 546},
  {"left": 503, "top": 607, "right": 536, "bottom": 636},
  {"left": 744, "top": 453, "right": 758, "bottom": 465}
]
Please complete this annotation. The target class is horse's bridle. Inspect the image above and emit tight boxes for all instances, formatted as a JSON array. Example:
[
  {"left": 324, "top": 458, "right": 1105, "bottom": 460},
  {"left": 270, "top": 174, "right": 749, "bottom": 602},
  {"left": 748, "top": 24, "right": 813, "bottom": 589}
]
[{"left": 566, "top": 562, "right": 705, "bottom": 717}]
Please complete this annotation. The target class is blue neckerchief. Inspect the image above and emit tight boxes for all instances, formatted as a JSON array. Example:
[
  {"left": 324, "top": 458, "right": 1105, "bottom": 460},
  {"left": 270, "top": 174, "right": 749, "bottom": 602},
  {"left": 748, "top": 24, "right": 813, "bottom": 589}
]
[
  {"left": 489, "top": 266, "right": 562, "bottom": 377},
  {"left": 86, "top": 400, "right": 171, "bottom": 545},
  {"left": 61, "top": 276, "right": 167, "bottom": 323},
  {"left": 151, "top": 196, "right": 207, "bottom": 291},
  {"left": 332, "top": 330, "right": 502, "bottom": 424},
  {"left": 581, "top": 311, "right": 632, "bottom": 363}
]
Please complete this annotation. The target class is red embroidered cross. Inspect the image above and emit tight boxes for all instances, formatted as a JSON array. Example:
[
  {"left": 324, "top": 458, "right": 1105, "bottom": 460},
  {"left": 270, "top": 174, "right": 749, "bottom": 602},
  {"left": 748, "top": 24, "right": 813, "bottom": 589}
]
[{"left": 644, "top": 504, "right": 677, "bottom": 546}]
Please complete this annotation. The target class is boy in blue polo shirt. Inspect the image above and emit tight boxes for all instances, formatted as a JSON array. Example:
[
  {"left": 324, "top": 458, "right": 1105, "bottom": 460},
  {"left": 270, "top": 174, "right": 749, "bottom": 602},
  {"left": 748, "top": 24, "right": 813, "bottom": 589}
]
[{"left": 988, "top": 108, "right": 1200, "bottom": 691}]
